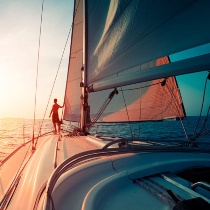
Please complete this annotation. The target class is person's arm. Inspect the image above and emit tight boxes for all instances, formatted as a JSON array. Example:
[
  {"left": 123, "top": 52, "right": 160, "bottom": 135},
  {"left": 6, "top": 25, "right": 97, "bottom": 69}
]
[
  {"left": 49, "top": 107, "right": 53, "bottom": 118},
  {"left": 59, "top": 104, "right": 64, "bottom": 108}
]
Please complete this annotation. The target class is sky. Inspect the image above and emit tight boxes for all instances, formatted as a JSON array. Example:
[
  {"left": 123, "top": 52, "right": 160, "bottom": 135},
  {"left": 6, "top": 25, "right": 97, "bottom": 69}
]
[
  {"left": 170, "top": 45, "right": 210, "bottom": 116},
  {"left": 0, "top": 0, "right": 209, "bottom": 119},
  {"left": 0, "top": 0, "right": 74, "bottom": 119}
]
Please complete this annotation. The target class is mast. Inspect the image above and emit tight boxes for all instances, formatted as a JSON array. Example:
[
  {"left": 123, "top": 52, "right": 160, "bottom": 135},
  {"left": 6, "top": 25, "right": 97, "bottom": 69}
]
[{"left": 80, "top": 0, "right": 88, "bottom": 134}]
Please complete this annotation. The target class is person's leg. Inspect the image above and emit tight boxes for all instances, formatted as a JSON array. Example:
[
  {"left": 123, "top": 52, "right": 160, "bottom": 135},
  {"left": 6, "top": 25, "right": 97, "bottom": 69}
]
[
  {"left": 53, "top": 123, "right": 57, "bottom": 133},
  {"left": 58, "top": 123, "right": 60, "bottom": 133}
]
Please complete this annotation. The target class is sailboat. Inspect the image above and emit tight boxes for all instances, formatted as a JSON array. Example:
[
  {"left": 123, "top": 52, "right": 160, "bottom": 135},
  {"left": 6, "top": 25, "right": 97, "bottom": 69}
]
[{"left": 0, "top": 0, "right": 210, "bottom": 209}]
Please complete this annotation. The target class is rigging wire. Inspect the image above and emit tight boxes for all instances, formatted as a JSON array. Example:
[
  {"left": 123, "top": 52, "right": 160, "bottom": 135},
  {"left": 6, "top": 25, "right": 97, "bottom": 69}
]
[
  {"left": 87, "top": 89, "right": 119, "bottom": 130},
  {"left": 121, "top": 88, "right": 134, "bottom": 139},
  {"left": 200, "top": 107, "right": 209, "bottom": 133},
  {"left": 118, "top": 79, "right": 167, "bottom": 138},
  {"left": 193, "top": 73, "right": 209, "bottom": 136},
  {"left": 37, "top": 0, "right": 82, "bottom": 139},
  {"left": 32, "top": 0, "right": 45, "bottom": 150},
  {"left": 165, "top": 81, "right": 189, "bottom": 140},
  {"left": 38, "top": 0, "right": 82, "bottom": 137},
  {"left": 37, "top": 23, "right": 72, "bottom": 137},
  {"left": 192, "top": 105, "right": 210, "bottom": 140},
  {"left": 138, "top": 86, "right": 142, "bottom": 138}
]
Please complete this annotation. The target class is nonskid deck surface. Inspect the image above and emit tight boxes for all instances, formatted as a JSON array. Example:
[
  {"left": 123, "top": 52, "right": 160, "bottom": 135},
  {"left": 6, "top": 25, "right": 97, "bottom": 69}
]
[{"left": 56, "top": 133, "right": 101, "bottom": 165}]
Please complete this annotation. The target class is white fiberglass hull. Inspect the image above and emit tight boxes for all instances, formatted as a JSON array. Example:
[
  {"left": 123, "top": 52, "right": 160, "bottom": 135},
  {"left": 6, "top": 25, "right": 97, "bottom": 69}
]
[
  {"left": 44, "top": 150, "right": 210, "bottom": 210},
  {"left": 0, "top": 133, "right": 210, "bottom": 210}
]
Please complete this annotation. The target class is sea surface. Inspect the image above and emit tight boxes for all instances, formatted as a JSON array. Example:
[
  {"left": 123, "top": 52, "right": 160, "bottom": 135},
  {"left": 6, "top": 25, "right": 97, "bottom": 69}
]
[
  {"left": 0, "top": 118, "right": 53, "bottom": 161},
  {"left": 0, "top": 116, "right": 209, "bottom": 161}
]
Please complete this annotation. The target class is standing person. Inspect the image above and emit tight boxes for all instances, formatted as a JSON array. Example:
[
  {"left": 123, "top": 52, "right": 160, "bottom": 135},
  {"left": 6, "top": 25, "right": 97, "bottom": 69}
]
[{"left": 49, "top": 98, "right": 64, "bottom": 134}]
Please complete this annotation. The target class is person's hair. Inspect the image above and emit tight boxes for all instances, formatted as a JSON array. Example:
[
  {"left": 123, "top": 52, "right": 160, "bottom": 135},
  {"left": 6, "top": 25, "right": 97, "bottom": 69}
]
[{"left": 54, "top": 98, "right": 57, "bottom": 103}]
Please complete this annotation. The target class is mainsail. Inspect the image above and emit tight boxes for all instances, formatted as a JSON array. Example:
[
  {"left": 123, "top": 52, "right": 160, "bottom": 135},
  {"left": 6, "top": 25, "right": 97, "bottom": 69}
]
[
  {"left": 64, "top": 0, "right": 210, "bottom": 129},
  {"left": 86, "top": 0, "right": 210, "bottom": 90}
]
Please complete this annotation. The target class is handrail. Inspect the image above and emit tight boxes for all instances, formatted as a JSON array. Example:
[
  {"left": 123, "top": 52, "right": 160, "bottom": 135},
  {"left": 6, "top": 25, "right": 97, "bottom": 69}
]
[
  {"left": 101, "top": 138, "right": 210, "bottom": 150},
  {"left": 191, "top": 182, "right": 210, "bottom": 191}
]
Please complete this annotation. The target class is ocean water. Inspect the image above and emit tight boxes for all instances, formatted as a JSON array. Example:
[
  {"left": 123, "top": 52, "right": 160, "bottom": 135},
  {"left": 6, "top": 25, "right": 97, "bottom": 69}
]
[
  {"left": 0, "top": 118, "right": 53, "bottom": 160},
  {"left": 90, "top": 116, "right": 210, "bottom": 141},
  {"left": 0, "top": 116, "right": 209, "bottom": 161}
]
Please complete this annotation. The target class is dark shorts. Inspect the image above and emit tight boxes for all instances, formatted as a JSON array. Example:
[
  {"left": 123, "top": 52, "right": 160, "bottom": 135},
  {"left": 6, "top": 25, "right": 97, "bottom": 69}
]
[{"left": 52, "top": 113, "right": 60, "bottom": 124}]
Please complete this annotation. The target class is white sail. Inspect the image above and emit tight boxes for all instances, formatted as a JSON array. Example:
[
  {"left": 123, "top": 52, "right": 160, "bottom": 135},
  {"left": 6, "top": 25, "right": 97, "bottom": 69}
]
[
  {"left": 88, "top": 57, "right": 186, "bottom": 123},
  {"left": 86, "top": 0, "right": 210, "bottom": 89},
  {"left": 64, "top": 0, "right": 83, "bottom": 122},
  {"left": 63, "top": 0, "right": 210, "bottom": 127}
]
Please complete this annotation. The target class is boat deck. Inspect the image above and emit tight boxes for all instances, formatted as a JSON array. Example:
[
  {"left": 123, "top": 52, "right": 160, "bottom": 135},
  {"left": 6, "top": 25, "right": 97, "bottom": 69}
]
[
  {"left": 0, "top": 131, "right": 117, "bottom": 210},
  {"left": 56, "top": 133, "right": 101, "bottom": 166},
  {"left": 0, "top": 131, "right": 210, "bottom": 210}
]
